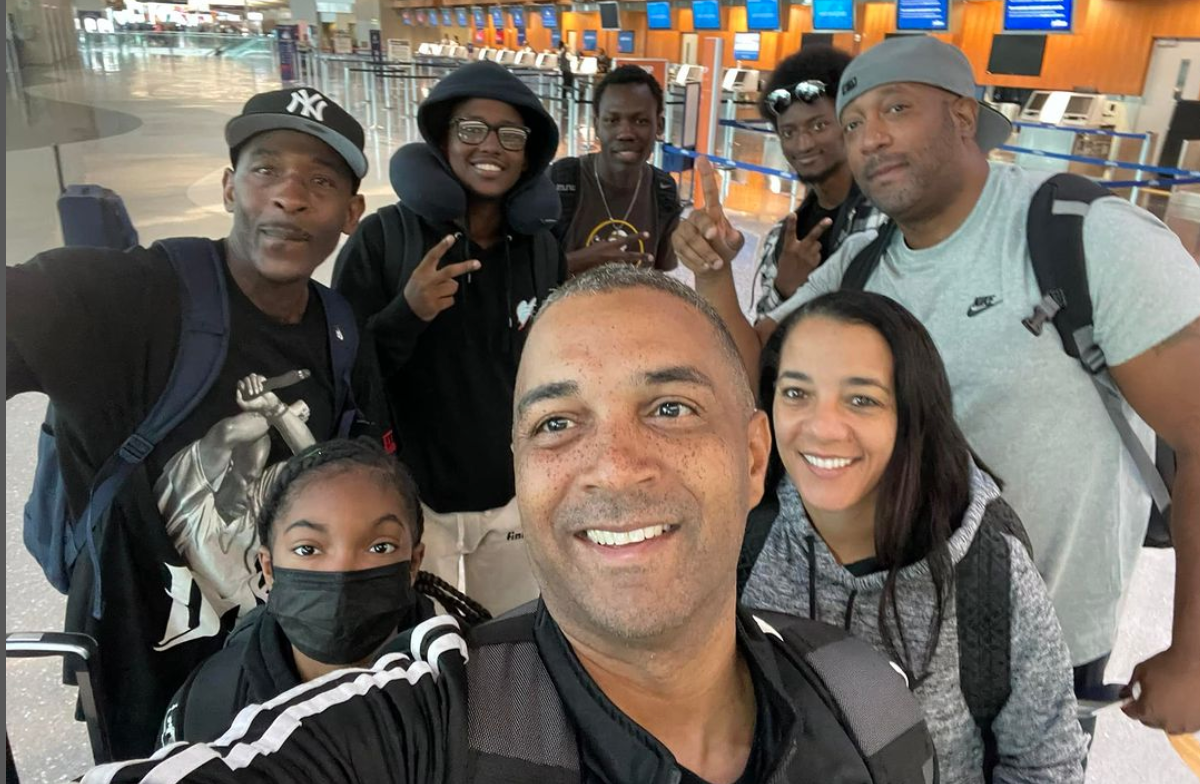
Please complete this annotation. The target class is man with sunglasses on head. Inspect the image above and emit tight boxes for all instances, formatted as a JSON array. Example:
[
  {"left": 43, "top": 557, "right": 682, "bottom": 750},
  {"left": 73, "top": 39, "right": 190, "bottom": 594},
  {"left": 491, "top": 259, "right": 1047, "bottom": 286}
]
[
  {"left": 753, "top": 46, "right": 884, "bottom": 318},
  {"left": 333, "top": 61, "right": 566, "bottom": 618}
]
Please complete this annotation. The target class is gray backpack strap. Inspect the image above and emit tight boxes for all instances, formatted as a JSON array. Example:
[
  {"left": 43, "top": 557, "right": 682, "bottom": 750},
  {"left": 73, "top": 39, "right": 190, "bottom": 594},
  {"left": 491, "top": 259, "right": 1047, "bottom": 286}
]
[
  {"left": 465, "top": 605, "right": 581, "bottom": 784},
  {"left": 1024, "top": 174, "right": 1171, "bottom": 516},
  {"left": 955, "top": 497, "right": 1029, "bottom": 783},
  {"left": 751, "top": 611, "right": 937, "bottom": 784}
]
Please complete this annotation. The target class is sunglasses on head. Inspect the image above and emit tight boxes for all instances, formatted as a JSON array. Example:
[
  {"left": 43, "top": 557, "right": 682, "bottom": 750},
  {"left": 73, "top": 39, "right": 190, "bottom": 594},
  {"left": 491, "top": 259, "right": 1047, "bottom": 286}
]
[
  {"left": 451, "top": 118, "right": 530, "bottom": 152},
  {"left": 766, "top": 80, "right": 829, "bottom": 117}
]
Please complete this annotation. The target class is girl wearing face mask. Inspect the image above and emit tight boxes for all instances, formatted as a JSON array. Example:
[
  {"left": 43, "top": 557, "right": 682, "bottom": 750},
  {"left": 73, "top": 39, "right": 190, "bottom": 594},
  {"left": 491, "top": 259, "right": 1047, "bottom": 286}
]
[
  {"left": 739, "top": 291, "right": 1087, "bottom": 783},
  {"left": 157, "top": 439, "right": 491, "bottom": 746}
]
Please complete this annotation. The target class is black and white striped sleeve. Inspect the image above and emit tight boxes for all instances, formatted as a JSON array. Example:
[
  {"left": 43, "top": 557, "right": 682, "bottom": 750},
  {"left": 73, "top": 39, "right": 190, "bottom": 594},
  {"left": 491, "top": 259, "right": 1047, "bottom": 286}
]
[{"left": 83, "top": 617, "right": 469, "bottom": 784}]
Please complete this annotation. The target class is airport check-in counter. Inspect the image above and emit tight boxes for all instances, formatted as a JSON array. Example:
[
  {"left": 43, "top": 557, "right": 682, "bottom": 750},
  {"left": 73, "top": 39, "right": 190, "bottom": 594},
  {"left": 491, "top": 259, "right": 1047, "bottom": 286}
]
[{"left": 1016, "top": 90, "right": 1133, "bottom": 173}]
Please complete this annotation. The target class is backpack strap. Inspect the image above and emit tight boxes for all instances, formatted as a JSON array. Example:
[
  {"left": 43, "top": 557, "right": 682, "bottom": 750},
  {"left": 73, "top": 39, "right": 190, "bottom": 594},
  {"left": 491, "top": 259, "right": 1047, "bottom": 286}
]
[
  {"left": 955, "top": 498, "right": 1026, "bottom": 783},
  {"left": 312, "top": 284, "right": 360, "bottom": 438},
  {"left": 840, "top": 220, "right": 897, "bottom": 291},
  {"left": 1024, "top": 174, "right": 1171, "bottom": 515},
  {"left": 76, "top": 238, "right": 230, "bottom": 618},
  {"left": 751, "top": 610, "right": 937, "bottom": 783},
  {"left": 465, "top": 606, "right": 582, "bottom": 784},
  {"left": 549, "top": 158, "right": 583, "bottom": 245}
]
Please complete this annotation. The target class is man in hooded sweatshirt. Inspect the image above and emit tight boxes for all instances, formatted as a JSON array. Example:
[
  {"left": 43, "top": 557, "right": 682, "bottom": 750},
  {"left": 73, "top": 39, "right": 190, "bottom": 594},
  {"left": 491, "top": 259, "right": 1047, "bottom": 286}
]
[{"left": 333, "top": 61, "right": 566, "bottom": 616}]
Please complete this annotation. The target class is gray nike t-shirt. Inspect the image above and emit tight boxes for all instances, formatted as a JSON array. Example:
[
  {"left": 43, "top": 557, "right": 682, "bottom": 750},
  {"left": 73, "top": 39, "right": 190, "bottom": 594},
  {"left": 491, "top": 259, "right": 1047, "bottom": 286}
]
[{"left": 767, "top": 162, "right": 1200, "bottom": 664}]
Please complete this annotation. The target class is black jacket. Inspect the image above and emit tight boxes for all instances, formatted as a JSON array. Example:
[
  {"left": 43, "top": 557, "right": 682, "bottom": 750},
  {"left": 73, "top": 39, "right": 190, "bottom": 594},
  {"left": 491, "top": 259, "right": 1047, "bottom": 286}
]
[
  {"left": 94, "top": 603, "right": 936, "bottom": 783},
  {"left": 158, "top": 595, "right": 437, "bottom": 746},
  {"left": 333, "top": 61, "right": 566, "bottom": 513},
  {"left": 6, "top": 243, "right": 386, "bottom": 759}
]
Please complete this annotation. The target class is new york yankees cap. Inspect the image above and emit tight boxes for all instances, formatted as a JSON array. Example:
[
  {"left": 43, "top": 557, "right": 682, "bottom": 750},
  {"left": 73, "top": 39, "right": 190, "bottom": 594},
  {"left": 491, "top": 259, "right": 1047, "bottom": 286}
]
[
  {"left": 835, "top": 36, "right": 1012, "bottom": 152},
  {"left": 225, "top": 87, "right": 368, "bottom": 179}
]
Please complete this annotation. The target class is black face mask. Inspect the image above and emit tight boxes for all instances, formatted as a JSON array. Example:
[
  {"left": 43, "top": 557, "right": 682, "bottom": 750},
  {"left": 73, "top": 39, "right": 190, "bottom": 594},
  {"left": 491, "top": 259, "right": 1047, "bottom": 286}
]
[{"left": 267, "top": 561, "right": 416, "bottom": 665}]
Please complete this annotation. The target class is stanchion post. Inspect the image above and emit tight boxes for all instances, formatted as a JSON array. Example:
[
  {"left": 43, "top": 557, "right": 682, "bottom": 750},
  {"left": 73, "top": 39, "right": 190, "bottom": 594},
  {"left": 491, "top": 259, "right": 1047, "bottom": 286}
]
[{"left": 1132, "top": 133, "right": 1150, "bottom": 206}]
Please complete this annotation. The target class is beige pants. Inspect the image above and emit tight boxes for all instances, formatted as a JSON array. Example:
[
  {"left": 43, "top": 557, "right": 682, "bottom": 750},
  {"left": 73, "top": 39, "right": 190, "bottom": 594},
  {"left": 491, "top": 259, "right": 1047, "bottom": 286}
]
[{"left": 419, "top": 497, "right": 540, "bottom": 616}]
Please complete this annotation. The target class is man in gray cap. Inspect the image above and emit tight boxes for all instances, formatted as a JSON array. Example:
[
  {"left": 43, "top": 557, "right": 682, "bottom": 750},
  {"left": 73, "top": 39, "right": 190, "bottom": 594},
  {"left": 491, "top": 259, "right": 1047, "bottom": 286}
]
[{"left": 676, "top": 35, "right": 1200, "bottom": 737}]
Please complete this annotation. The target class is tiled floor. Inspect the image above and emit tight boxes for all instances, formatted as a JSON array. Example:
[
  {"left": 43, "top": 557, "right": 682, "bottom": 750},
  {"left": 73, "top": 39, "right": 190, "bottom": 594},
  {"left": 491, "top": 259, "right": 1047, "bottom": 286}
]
[{"left": 5, "top": 52, "right": 1195, "bottom": 783}]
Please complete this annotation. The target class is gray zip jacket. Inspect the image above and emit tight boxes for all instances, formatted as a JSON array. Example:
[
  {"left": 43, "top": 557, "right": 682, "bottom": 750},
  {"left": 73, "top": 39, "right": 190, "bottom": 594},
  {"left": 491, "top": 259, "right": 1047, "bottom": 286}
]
[{"left": 742, "top": 464, "right": 1087, "bottom": 784}]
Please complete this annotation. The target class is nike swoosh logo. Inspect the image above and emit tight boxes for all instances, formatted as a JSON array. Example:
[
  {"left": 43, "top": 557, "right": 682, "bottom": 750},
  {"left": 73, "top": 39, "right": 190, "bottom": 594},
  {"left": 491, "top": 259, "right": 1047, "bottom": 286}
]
[{"left": 967, "top": 299, "right": 1002, "bottom": 317}]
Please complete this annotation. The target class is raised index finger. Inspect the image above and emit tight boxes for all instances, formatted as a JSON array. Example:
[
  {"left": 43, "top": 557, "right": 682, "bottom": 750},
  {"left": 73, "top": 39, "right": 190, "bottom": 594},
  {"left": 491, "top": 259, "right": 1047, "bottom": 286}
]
[{"left": 697, "top": 157, "right": 725, "bottom": 219}]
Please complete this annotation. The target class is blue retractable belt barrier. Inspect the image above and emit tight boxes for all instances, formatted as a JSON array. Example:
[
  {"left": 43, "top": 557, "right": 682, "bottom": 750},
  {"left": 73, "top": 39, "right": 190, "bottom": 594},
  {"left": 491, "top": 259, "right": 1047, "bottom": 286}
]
[{"left": 1011, "top": 121, "right": 1150, "bottom": 140}]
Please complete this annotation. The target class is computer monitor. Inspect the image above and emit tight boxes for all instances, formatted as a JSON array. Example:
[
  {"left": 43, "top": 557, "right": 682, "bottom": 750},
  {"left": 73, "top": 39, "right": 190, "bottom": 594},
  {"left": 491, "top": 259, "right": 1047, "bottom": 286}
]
[
  {"left": 692, "top": 0, "right": 720, "bottom": 30},
  {"left": 733, "top": 32, "right": 760, "bottom": 61},
  {"left": 896, "top": 0, "right": 949, "bottom": 31},
  {"left": 599, "top": 1, "right": 621, "bottom": 30},
  {"left": 647, "top": 1, "right": 672, "bottom": 30},
  {"left": 746, "top": 0, "right": 780, "bottom": 31},
  {"left": 812, "top": 0, "right": 854, "bottom": 31},
  {"left": 987, "top": 34, "right": 1047, "bottom": 77},
  {"left": 1003, "top": 0, "right": 1073, "bottom": 33}
]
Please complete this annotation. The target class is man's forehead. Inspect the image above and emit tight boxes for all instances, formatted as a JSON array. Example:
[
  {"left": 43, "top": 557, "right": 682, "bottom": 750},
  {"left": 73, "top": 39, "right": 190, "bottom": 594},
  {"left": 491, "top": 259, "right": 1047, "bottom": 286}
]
[{"left": 520, "top": 291, "right": 725, "bottom": 382}]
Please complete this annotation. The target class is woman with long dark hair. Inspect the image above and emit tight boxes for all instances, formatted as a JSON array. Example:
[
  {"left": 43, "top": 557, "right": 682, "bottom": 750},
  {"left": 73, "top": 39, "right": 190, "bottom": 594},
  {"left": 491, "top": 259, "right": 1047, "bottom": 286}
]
[{"left": 740, "top": 290, "right": 1086, "bottom": 782}]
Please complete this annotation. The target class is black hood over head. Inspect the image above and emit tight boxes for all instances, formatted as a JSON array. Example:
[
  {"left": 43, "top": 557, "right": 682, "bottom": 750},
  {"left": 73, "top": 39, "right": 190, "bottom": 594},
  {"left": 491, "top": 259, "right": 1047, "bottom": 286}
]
[{"left": 390, "top": 60, "right": 561, "bottom": 234}]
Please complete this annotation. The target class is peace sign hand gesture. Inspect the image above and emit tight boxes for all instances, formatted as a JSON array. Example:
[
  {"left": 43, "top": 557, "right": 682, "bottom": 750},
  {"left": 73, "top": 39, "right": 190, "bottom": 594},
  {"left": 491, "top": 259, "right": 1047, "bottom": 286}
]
[
  {"left": 773, "top": 213, "right": 832, "bottom": 299},
  {"left": 404, "top": 234, "right": 482, "bottom": 322}
]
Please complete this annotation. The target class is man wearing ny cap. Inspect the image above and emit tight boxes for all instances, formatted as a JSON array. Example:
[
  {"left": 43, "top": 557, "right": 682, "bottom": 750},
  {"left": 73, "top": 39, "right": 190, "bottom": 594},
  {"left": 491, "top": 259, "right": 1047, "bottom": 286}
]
[
  {"left": 6, "top": 87, "right": 386, "bottom": 757},
  {"left": 677, "top": 36, "right": 1200, "bottom": 736}
]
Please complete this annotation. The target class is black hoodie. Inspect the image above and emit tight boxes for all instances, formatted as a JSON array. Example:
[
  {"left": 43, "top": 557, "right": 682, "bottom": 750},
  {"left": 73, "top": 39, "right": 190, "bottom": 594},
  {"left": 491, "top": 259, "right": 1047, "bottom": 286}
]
[{"left": 333, "top": 62, "right": 566, "bottom": 513}]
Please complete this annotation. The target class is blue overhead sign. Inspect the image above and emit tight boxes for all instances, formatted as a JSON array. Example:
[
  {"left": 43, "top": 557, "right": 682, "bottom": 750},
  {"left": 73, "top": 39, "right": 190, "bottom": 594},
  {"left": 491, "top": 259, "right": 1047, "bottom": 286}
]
[
  {"left": 510, "top": 7, "right": 524, "bottom": 27},
  {"left": 692, "top": 0, "right": 720, "bottom": 30},
  {"left": 583, "top": 29, "right": 597, "bottom": 50},
  {"left": 812, "top": 0, "right": 854, "bottom": 31},
  {"left": 473, "top": 8, "right": 485, "bottom": 27},
  {"left": 618, "top": 30, "right": 634, "bottom": 53},
  {"left": 540, "top": 5, "right": 558, "bottom": 27},
  {"left": 442, "top": 8, "right": 453, "bottom": 25},
  {"left": 646, "top": 1, "right": 671, "bottom": 29},
  {"left": 746, "top": 0, "right": 780, "bottom": 31},
  {"left": 1003, "top": 0, "right": 1073, "bottom": 32},
  {"left": 457, "top": 8, "right": 468, "bottom": 25},
  {"left": 491, "top": 6, "right": 504, "bottom": 27},
  {"left": 896, "top": 0, "right": 949, "bottom": 31}
]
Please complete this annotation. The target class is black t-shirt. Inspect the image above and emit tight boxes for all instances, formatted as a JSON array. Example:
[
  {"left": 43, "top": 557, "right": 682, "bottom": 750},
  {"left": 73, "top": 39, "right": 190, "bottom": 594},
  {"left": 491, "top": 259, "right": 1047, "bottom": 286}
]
[
  {"left": 6, "top": 241, "right": 385, "bottom": 759},
  {"left": 794, "top": 199, "right": 840, "bottom": 263}
]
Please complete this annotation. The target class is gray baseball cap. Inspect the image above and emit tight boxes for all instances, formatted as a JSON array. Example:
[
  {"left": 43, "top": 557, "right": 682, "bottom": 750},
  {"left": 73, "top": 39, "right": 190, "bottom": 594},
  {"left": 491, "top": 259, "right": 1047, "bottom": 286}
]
[{"left": 835, "top": 36, "right": 1012, "bottom": 152}]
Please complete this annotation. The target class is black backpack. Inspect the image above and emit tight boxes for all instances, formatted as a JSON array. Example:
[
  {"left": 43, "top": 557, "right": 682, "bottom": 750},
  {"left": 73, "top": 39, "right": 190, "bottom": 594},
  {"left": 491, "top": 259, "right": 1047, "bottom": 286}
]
[
  {"left": 548, "top": 156, "right": 683, "bottom": 246},
  {"left": 466, "top": 602, "right": 937, "bottom": 783},
  {"left": 24, "top": 191, "right": 361, "bottom": 619},
  {"left": 840, "top": 174, "right": 1174, "bottom": 547}
]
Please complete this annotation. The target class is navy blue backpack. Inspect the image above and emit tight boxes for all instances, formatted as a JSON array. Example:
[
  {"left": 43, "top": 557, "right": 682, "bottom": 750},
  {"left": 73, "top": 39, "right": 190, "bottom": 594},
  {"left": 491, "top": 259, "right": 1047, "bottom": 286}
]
[{"left": 25, "top": 190, "right": 361, "bottom": 618}]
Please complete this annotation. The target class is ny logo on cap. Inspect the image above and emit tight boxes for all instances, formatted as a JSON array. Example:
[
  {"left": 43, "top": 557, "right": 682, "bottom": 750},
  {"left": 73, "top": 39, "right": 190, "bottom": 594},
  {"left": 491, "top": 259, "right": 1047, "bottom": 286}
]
[
  {"left": 286, "top": 89, "right": 328, "bottom": 122},
  {"left": 841, "top": 77, "right": 857, "bottom": 95}
]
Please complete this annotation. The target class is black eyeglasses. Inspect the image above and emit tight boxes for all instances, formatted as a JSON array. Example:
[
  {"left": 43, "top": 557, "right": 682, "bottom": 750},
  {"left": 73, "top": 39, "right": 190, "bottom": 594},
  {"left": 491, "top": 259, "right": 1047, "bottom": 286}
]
[
  {"left": 765, "top": 80, "right": 828, "bottom": 117},
  {"left": 451, "top": 118, "right": 531, "bottom": 152}
]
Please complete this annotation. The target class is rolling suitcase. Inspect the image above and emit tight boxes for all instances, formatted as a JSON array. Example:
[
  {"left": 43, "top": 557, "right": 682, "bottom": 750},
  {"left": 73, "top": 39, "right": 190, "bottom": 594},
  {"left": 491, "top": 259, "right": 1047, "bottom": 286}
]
[{"left": 56, "top": 185, "right": 139, "bottom": 250}]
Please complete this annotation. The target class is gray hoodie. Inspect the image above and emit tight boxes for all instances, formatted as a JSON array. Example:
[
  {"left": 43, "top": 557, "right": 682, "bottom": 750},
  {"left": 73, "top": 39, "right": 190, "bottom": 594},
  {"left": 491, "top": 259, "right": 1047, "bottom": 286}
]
[{"left": 742, "top": 464, "right": 1087, "bottom": 784}]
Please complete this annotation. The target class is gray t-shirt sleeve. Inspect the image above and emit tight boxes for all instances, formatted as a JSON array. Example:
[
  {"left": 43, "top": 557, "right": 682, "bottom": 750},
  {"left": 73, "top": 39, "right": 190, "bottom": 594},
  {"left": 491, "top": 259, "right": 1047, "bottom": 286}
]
[
  {"left": 764, "top": 229, "right": 878, "bottom": 324},
  {"left": 1083, "top": 197, "right": 1200, "bottom": 367},
  {"left": 990, "top": 538, "right": 1088, "bottom": 784}
]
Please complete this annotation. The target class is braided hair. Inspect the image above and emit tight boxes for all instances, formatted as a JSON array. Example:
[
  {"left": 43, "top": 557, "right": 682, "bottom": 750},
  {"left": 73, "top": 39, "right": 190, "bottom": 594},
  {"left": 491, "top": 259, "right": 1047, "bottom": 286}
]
[
  {"left": 256, "top": 438, "right": 424, "bottom": 550},
  {"left": 256, "top": 439, "right": 494, "bottom": 629},
  {"left": 414, "top": 571, "right": 493, "bottom": 628}
]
